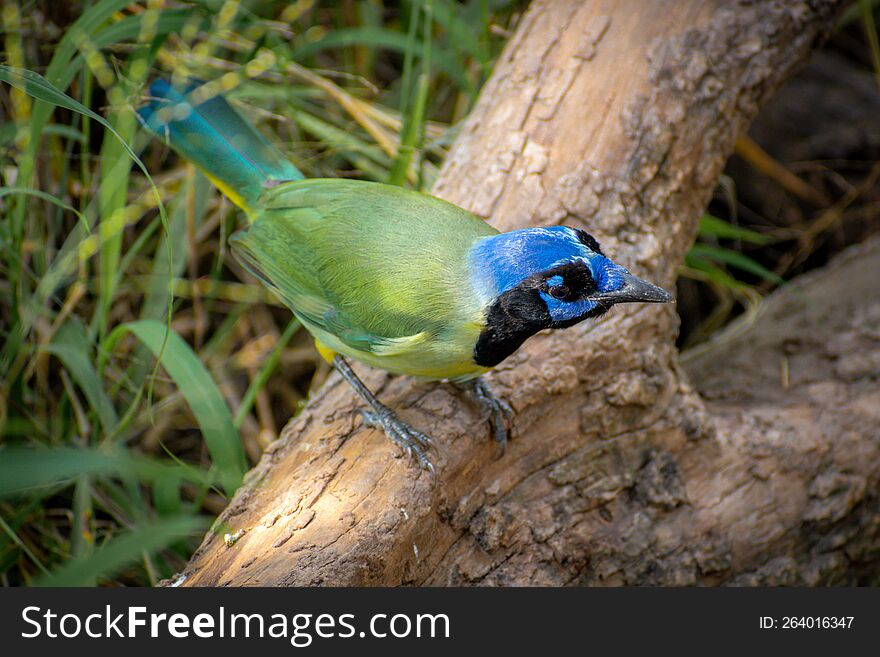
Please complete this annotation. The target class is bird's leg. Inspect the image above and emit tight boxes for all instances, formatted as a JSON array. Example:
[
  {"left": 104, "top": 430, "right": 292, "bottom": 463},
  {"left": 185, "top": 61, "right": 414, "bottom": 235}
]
[
  {"left": 456, "top": 377, "right": 513, "bottom": 453},
  {"left": 333, "top": 356, "right": 434, "bottom": 473}
]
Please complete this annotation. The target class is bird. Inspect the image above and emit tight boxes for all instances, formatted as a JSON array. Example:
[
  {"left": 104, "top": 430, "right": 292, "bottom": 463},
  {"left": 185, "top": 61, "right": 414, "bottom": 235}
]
[{"left": 138, "top": 79, "right": 673, "bottom": 472}]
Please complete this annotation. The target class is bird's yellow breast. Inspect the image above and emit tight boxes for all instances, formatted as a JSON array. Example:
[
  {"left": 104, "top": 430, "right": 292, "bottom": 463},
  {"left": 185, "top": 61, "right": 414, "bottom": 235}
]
[{"left": 311, "top": 319, "right": 490, "bottom": 382}]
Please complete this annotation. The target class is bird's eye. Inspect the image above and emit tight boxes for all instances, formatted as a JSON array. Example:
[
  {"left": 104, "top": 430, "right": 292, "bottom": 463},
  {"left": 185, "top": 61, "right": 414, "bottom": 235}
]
[{"left": 549, "top": 285, "right": 570, "bottom": 300}]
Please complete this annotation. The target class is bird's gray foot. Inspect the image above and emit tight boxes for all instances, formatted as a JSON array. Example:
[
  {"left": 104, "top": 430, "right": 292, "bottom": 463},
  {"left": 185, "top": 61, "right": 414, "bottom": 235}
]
[
  {"left": 333, "top": 355, "right": 435, "bottom": 473},
  {"left": 459, "top": 377, "right": 513, "bottom": 452},
  {"left": 359, "top": 406, "right": 434, "bottom": 473}
]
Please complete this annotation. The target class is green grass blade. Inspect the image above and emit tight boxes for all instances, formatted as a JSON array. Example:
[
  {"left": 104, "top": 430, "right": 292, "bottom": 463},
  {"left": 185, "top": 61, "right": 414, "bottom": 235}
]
[
  {"left": 71, "top": 475, "right": 95, "bottom": 566},
  {"left": 0, "top": 66, "right": 144, "bottom": 176},
  {"left": 683, "top": 253, "right": 748, "bottom": 290},
  {"left": 103, "top": 320, "right": 247, "bottom": 495},
  {"left": 290, "top": 109, "right": 393, "bottom": 169},
  {"left": 688, "top": 244, "right": 786, "bottom": 286},
  {"left": 69, "top": 9, "right": 198, "bottom": 71},
  {"left": 34, "top": 515, "right": 208, "bottom": 587},
  {"left": 7, "top": 0, "right": 132, "bottom": 271},
  {"left": 859, "top": 0, "right": 880, "bottom": 86},
  {"left": 699, "top": 214, "right": 773, "bottom": 245},
  {"left": 388, "top": 74, "right": 429, "bottom": 187},
  {"left": 0, "top": 186, "right": 90, "bottom": 234},
  {"left": 427, "top": 0, "right": 490, "bottom": 65},
  {"left": 45, "top": 321, "right": 119, "bottom": 436},
  {"left": 0, "top": 446, "right": 213, "bottom": 498},
  {"left": 0, "top": 513, "right": 51, "bottom": 577},
  {"left": 293, "top": 27, "right": 473, "bottom": 96},
  {"left": 126, "top": 173, "right": 206, "bottom": 390},
  {"left": 153, "top": 474, "right": 184, "bottom": 517},
  {"left": 388, "top": 2, "right": 429, "bottom": 187},
  {"left": 234, "top": 319, "right": 301, "bottom": 429},
  {"left": 0, "top": 66, "right": 171, "bottom": 365}
]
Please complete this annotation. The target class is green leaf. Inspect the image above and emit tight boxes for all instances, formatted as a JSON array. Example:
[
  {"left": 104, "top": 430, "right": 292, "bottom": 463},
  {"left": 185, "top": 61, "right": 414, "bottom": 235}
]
[
  {"left": 688, "top": 244, "right": 785, "bottom": 286},
  {"left": 857, "top": 0, "right": 880, "bottom": 86},
  {"left": 0, "top": 446, "right": 212, "bottom": 498},
  {"left": 0, "top": 65, "right": 171, "bottom": 367},
  {"left": 698, "top": 214, "right": 773, "bottom": 245},
  {"left": 426, "top": 0, "right": 491, "bottom": 65},
  {"left": 388, "top": 2, "right": 431, "bottom": 188},
  {"left": 34, "top": 515, "right": 208, "bottom": 587},
  {"left": 44, "top": 321, "right": 118, "bottom": 435},
  {"left": 290, "top": 109, "right": 393, "bottom": 173},
  {"left": 0, "top": 66, "right": 143, "bottom": 174},
  {"left": 683, "top": 253, "right": 748, "bottom": 290},
  {"left": 2, "top": 0, "right": 137, "bottom": 345},
  {"left": 153, "top": 475, "right": 184, "bottom": 517},
  {"left": 293, "top": 27, "right": 473, "bottom": 96},
  {"left": 234, "top": 319, "right": 301, "bottom": 429},
  {"left": 103, "top": 320, "right": 247, "bottom": 495},
  {"left": 126, "top": 173, "right": 207, "bottom": 389},
  {"left": 0, "top": 186, "right": 90, "bottom": 234}
]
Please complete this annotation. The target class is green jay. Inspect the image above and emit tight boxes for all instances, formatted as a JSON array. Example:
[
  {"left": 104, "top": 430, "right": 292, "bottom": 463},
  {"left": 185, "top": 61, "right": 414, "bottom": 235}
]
[{"left": 139, "top": 79, "right": 673, "bottom": 471}]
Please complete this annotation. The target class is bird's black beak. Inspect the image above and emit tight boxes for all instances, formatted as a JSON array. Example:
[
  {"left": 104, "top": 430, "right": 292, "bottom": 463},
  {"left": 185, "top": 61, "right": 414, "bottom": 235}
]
[{"left": 591, "top": 272, "right": 674, "bottom": 305}]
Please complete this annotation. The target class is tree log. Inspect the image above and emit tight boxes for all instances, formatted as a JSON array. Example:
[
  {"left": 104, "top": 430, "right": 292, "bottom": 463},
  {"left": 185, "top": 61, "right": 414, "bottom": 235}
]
[{"left": 171, "top": 0, "right": 873, "bottom": 586}]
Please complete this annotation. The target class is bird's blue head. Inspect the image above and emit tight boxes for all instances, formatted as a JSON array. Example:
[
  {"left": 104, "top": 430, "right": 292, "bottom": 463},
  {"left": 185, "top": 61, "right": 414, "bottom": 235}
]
[{"left": 469, "top": 226, "right": 673, "bottom": 367}]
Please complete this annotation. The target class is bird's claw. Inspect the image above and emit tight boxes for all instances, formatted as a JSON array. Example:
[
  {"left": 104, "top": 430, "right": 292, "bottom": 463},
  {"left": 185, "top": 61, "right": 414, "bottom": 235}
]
[
  {"left": 359, "top": 407, "right": 435, "bottom": 473},
  {"left": 461, "top": 378, "right": 513, "bottom": 453}
]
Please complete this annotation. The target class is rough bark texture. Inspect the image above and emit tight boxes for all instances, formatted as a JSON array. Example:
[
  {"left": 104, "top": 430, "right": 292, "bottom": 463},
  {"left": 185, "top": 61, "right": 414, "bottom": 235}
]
[{"left": 169, "top": 0, "right": 876, "bottom": 586}]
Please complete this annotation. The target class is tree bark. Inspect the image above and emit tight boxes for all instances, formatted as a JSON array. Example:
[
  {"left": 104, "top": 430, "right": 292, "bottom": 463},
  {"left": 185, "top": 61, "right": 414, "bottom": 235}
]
[{"left": 170, "top": 0, "right": 875, "bottom": 587}]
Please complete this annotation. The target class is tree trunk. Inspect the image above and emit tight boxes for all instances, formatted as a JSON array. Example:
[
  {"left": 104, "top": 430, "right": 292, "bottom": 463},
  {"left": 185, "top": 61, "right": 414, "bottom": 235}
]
[{"left": 170, "top": 0, "right": 875, "bottom": 587}]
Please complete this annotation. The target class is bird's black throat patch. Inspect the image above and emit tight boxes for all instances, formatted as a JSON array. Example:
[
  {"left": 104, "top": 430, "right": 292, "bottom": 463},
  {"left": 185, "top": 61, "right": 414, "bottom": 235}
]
[
  {"left": 473, "top": 262, "right": 613, "bottom": 368},
  {"left": 474, "top": 285, "right": 550, "bottom": 368}
]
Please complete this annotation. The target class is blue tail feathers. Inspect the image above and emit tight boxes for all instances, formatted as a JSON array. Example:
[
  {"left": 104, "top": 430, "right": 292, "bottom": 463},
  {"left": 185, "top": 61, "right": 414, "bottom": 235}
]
[{"left": 138, "top": 78, "right": 303, "bottom": 211}]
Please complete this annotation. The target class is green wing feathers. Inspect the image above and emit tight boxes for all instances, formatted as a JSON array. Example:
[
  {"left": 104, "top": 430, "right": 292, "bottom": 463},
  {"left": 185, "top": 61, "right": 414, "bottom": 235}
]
[{"left": 229, "top": 179, "right": 498, "bottom": 376}]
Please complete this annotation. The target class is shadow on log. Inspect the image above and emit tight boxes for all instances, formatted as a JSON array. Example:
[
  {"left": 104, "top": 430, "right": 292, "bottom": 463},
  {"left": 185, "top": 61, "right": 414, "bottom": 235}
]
[{"left": 167, "top": 0, "right": 877, "bottom": 586}]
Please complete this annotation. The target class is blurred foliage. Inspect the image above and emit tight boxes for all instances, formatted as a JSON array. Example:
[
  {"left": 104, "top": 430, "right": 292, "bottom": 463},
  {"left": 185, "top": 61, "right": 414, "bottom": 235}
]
[
  {"left": 0, "top": 0, "right": 878, "bottom": 586},
  {"left": 679, "top": 5, "right": 880, "bottom": 347}
]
